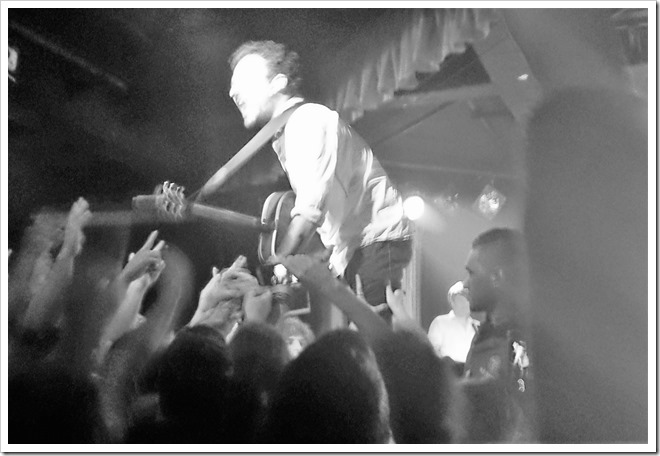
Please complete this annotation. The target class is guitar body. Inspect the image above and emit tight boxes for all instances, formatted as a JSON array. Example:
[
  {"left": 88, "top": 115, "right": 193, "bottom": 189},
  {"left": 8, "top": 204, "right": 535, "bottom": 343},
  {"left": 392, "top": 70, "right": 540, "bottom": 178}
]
[{"left": 258, "top": 191, "right": 326, "bottom": 264}]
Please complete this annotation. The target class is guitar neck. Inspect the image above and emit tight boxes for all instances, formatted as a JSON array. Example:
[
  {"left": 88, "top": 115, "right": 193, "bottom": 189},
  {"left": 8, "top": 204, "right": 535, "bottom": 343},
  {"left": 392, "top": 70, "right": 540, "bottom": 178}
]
[
  {"left": 131, "top": 194, "right": 272, "bottom": 232},
  {"left": 189, "top": 202, "right": 273, "bottom": 232},
  {"left": 35, "top": 208, "right": 161, "bottom": 228}
]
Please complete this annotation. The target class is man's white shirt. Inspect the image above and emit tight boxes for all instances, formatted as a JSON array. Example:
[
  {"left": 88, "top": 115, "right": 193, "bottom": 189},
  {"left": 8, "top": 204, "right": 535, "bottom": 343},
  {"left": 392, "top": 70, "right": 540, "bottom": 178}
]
[{"left": 427, "top": 310, "right": 478, "bottom": 363}]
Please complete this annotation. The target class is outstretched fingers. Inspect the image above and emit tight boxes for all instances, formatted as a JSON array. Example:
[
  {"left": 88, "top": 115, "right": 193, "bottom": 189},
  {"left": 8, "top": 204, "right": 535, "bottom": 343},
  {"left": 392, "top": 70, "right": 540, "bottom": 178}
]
[{"left": 140, "top": 230, "right": 160, "bottom": 252}]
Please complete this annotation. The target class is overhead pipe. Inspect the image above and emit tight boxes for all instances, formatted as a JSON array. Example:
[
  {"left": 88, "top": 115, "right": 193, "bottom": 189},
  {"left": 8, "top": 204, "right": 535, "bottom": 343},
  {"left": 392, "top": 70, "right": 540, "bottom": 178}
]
[{"left": 9, "top": 21, "right": 128, "bottom": 93}]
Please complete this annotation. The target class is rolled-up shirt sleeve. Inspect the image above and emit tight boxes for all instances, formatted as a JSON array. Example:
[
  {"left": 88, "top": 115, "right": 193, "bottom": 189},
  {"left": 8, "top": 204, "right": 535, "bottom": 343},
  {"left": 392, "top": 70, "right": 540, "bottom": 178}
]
[{"left": 280, "top": 105, "right": 340, "bottom": 226}]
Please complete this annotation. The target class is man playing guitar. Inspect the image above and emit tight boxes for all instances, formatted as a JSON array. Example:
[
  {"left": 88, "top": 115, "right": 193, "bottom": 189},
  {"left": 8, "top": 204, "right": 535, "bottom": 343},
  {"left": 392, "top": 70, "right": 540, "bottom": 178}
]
[{"left": 206, "top": 40, "right": 412, "bottom": 325}]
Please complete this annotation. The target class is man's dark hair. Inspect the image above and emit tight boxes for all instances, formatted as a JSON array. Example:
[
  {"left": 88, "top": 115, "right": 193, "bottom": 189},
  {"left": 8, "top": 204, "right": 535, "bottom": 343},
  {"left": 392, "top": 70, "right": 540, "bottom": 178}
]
[
  {"left": 157, "top": 325, "right": 232, "bottom": 425},
  {"left": 472, "top": 228, "right": 527, "bottom": 274},
  {"left": 262, "top": 329, "right": 391, "bottom": 443},
  {"left": 229, "top": 40, "right": 303, "bottom": 96},
  {"left": 373, "top": 330, "right": 461, "bottom": 443},
  {"left": 225, "top": 322, "right": 290, "bottom": 443}
]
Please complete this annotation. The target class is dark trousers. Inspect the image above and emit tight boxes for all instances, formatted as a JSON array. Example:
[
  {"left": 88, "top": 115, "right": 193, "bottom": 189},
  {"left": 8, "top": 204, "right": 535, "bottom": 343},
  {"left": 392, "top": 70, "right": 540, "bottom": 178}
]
[{"left": 343, "top": 239, "right": 412, "bottom": 325}]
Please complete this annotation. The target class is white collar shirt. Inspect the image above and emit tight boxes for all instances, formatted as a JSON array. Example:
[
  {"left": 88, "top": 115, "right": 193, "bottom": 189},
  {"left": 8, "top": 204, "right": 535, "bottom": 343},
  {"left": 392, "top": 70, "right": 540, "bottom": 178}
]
[
  {"left": 427, "top": 310, "right": 479, "bottom": 364},
  {"left": 271, "top": 99, "right": 410, "bottom": 274}
]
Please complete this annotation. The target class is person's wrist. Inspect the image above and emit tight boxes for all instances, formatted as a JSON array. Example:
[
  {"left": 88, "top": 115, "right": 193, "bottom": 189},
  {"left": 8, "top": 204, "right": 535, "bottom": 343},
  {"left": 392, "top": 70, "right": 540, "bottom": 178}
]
[
  {"left": 56, "top": 244, "right": 77, "bottom": 261},
  {"left": 317, "top": 274, "right": 342, "bottom": 296},
  {"left": 128, "top": 277, "right": 150, "bottom": 294}
]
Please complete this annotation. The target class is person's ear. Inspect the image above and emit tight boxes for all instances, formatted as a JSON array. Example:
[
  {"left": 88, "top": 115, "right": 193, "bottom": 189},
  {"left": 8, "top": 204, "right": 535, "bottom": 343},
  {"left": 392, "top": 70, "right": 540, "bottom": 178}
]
[
  {"left": 270, "top": 74, "right": 288, "bottom": 94},
  {"left": 490, "top": 268, "right": 505, "bottom": 289}
]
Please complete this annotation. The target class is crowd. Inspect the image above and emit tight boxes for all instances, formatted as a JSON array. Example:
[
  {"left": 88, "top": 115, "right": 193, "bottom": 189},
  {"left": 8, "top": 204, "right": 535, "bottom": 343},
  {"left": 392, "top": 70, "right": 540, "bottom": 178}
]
[
  {"left": 7, "top": 8, "right": 648, "bottom": 446},
  {"left": 7, "top": 195, "right": 462, "bottom": 444},
  {"left": 8, "top": 191, "right": 540, "bottom": 445}
]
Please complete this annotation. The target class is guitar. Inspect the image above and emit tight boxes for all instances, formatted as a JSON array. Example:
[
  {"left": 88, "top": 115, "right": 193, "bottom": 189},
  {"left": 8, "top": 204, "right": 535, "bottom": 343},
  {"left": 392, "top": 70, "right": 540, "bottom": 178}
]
[{"left": 132, "top": 181, "right": 324, "bottom": 264}]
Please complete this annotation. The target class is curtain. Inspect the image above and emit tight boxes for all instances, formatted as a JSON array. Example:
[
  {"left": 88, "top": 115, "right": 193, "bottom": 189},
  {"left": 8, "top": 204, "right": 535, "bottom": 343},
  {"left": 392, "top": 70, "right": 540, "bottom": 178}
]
[{"left": 319, "top": 9, "right": 498, "bottom": 123}]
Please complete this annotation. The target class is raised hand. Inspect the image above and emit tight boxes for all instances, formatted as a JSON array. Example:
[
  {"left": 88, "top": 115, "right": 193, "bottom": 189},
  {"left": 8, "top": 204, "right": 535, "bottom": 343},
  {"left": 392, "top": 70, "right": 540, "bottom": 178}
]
[
  {"left": 189, "top": 256, "right": 258, "bottom": 329},
  {"left": 243, "top": 286, "right": 273, "bottom": 323},
  {"left": 28, "top": 214, "right": 60, "bottom": 250},
  {"left": 119, "top": 230, "right": 165, "bottom": 285},
  {"left": 18, "top": 198, "right": 93, "bottom": 332},
  {"left": 276, "top": 254, "right": 334, "bottom": 293},
  {"left": 197, "top": 267, "right": 243, "bottom": 311},
  {"left": 218, "top": 267, "right": 259, "bottom": 296},
  {"left": 59, "top": 197, "right": 93, "bottom": 258},
  {"left": 385, "top": 282, "right": 409, "bottom": 320},
  {"left": 127, "top": 244, "right": 166, "bottom": 291}
]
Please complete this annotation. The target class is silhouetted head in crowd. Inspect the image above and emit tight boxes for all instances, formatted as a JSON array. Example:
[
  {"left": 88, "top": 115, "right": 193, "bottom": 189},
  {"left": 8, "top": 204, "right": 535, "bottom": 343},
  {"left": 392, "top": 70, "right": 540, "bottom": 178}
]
[
  {"left": 463, "top": 228, "right": 528, "bottom": 325},
  {"left": 225, "top": 321, "right": 290, "bottom": 442},
  {"left": 276, "top": 316, "right": 315, "bottom": 359},
  {"left": 9, "top": 363, "right": 107, "bottom": 443},
  {"left": 264, "top": 329, "right": 391, "bottom": 443},
  {"left": 374, "top": 330, "right": 462, "bottom": 443},
  {"left": 157, "top": 325, "right": 232, "bottom": 428},
  {"left": 230, "top": 321, "right": 290, "bottom": 380}
]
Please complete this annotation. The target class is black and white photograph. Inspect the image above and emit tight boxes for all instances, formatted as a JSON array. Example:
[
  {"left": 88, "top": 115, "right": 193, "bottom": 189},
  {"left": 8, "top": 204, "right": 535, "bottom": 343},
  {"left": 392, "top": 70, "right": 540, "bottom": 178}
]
[{"left": 2, "top": 2, "right": 654, "bottom": 451}]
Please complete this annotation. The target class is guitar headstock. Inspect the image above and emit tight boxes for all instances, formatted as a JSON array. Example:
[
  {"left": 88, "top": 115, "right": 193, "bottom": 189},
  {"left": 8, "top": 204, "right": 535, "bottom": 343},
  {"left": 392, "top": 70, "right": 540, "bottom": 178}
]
[
  {"left": 132, "top": 181, "right": 189, "bottom": 222},
  {"left": 157, "top": 181, "right": 187, "bottom": 220}
]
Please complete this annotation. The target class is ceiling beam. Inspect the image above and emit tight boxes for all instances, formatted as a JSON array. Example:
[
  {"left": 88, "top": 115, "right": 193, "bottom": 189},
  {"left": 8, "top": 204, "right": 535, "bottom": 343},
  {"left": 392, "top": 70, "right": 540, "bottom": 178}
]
[
  {"left": 471, "top": 16, "right": 542, "bottom": 122},
  {"left": 375, "top": 83, "right": 496, "bottom": 112}
]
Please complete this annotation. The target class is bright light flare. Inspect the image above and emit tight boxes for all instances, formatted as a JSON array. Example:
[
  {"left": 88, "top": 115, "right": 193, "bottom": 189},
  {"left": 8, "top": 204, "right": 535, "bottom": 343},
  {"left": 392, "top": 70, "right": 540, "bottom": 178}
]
[
  {"left": 273, "top": 264, "right": 288, "bottom": 279},
  {"left": 403, "top": 195, "right": 425, "bottom": 220}
]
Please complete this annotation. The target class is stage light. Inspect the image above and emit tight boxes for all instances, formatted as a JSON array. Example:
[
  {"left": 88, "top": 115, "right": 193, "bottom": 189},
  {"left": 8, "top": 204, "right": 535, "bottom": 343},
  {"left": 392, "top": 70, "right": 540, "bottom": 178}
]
[
  {"left": 403, "top": 195, "right": 425, "bottom": 220},
  {"left": 474, "top": 184, "right": 506, "bottom": 220},
  {"left": 273, "top": 263, "right": 288, "bottom": 279}
]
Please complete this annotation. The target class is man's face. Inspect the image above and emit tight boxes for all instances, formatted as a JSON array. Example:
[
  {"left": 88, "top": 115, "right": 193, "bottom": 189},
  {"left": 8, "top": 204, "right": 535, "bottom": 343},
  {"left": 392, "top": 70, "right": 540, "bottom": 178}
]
[
  {"left": 229, "top": 54, "right": 277, "bottom": 129},
  {"left": 463, "top": 247, "right": 498, "bottom": 314}
]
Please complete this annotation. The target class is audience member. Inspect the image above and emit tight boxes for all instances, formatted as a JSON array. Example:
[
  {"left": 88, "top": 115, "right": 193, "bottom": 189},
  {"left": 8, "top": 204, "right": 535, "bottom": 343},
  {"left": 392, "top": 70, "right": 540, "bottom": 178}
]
[
  {"left": 374, "top": 329, "right": 462, "bottom": 443},
  {"left": 151, "top": 325, "right": 232, "bottom": 443},
  {"left": 263, "top": 329, "right": 391, "bottom": 443},
  {"left": 278, "top": 253, "right": 462, "bottom": 443},
  {"left": 458, "top": 228, "right": 533, "bottom": 443},
  {"left": 275, "top": 316, "right": 315, "bottom": 359},
  {"left": 427, "top": 281, "right": 478, "bottom": 375},
  {"left": 225, "top": 321, "right": 289, "bottom": 442}
]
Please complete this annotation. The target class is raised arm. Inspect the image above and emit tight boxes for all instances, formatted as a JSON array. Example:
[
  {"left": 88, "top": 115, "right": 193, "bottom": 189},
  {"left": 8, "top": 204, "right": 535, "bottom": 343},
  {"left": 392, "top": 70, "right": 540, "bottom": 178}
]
[
  {"left": 21, "top": 197, "right": 92, "bottom": 331},
  {"left": 8, "top": 212, "right": 61, "bottom": 329},
  {"left": 97, "top": 244, "right": 194, "bottom": 442},
  {"left": 95, "top": 231, "right": 166, "bottom": 364},
  {"left": 276, "top": 254, "right": 391, "bottom": 346}
]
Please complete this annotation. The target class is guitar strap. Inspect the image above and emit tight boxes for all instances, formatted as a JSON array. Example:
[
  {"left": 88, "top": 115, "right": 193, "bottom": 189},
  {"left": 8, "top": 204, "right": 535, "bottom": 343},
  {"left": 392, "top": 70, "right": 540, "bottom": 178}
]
[{"left": 193, "top": 101, "right": 306, "bottom": 202}]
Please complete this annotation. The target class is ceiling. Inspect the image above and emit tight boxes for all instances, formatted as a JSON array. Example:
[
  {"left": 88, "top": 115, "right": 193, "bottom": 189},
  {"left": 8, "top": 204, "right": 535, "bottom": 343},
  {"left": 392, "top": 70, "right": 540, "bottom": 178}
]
[{"left": 7, "top": 7, "right": 648, "bottom": 235}]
